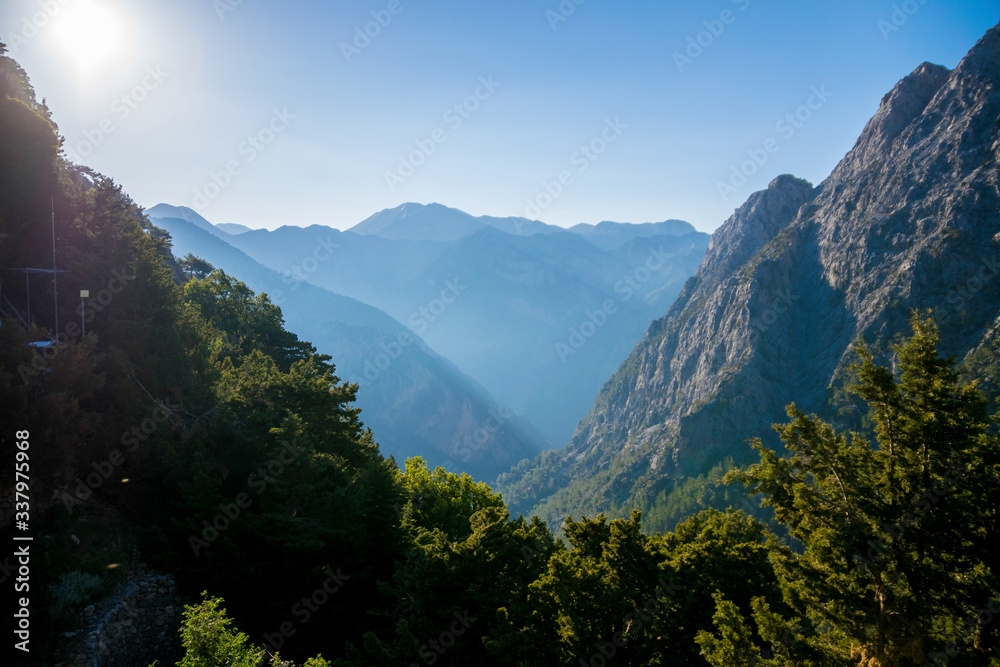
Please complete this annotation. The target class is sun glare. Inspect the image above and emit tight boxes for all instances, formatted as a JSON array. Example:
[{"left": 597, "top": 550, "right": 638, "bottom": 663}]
[{"left": 50, "top": 0, "right": 126, "bottom": 78}]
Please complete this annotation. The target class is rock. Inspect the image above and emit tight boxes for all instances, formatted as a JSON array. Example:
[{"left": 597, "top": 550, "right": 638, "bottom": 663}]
[
  {"left": 498, "top": 21, "right": 1000, "bottom": 525},
  {"left": 69, "top": 570, "right": 186, "bottom": 667}
]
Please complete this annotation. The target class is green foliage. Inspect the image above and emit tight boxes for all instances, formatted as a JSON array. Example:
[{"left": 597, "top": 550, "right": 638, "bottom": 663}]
[
  {"left": 176, "top": 593, "right": 340, "bottom": 667},
  {"left": 346, "top": 503, "right": 559, "bottom": 666},
  {"left": 399, "top": 457, "right": 506, "bottom": 541},
  {"left": 696, "top": 592, "right": 766, "bottom": 667},
  {"left": 5, "top": 42, "right": 1000, "bottom": 667},
  {"left": 178, "top": 253, "right": 215, "bottom": 281},
  {"left": 961, "top": 331, "right": 1000, "bottom": 401},
  {"left": 525, "top": 510, "right": 674, "bottom": 664},
  {"left": 184, "top": 270, "right": 316, "bottom": 372},
  {"left": 47, "top": 570, "right": 104, "bottom": 621},
  {"left": 178, "top": 593, "right": 266, "bottom": 667},
  {"left": 729, "top": 313, "right": 1000, "bottom": 665},
  {"left": 492, "top": 448, "right": 568, "bottom": 515}
]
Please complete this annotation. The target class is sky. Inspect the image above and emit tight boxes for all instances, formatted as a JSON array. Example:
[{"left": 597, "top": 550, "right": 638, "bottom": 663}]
[{"left": 2, "top": 1, "right": 998, "bottom": 233}]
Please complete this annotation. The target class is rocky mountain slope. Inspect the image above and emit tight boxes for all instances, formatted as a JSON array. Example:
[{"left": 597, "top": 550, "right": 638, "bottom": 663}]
[{"left": 497, "top": 23, "right": 1000, "bottom": 527}]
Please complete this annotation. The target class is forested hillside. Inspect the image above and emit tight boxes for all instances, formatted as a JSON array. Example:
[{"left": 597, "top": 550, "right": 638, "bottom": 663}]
[
  {"left": 2, "top": 34, "right": 999, "bottom": 667},
  {"left": 142, "top": 207, "right": 548, "bottom": 483}
]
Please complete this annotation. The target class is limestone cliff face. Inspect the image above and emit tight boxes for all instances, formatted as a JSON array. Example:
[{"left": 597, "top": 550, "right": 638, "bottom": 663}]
[{"left": 499, "top": 23, "right": 1000, "bottom": 522}]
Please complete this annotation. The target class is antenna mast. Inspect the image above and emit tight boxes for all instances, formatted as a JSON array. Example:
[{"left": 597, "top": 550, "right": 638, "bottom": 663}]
[{"left": 52, "top": 196, "right": 58, "bottom": 334}]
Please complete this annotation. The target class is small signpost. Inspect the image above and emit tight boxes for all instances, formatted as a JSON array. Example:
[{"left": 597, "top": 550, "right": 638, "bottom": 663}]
[{"left": 80, "top": 290, "right": 89, "bottom": 338}]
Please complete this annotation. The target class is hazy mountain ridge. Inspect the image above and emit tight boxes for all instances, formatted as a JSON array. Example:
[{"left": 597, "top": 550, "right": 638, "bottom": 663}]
[
  {"left": 159, "top": 203, "right": 710, "bottom": 447},
  {"left": 346, "top": 201, "right": 697, "bottom": 245},
  {"left": 568, "top": 218, "right": 697, "bottom": 251},
  {"left": 148, "top": 212, "right": 548, "bottom": 481},
  {"left": 215, "top": 222, "right": 252, "bottom": 235},
  {"left": 497, "top": 23, "right": 1000, "bottom": 525}
]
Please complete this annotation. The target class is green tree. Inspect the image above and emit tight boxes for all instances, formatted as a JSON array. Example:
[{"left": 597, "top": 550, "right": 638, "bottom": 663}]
[
  {"left": 178, "top": 593, "right": 266, "bottom": 667},
  {"left": 398, "top": 457, "right": 506, "bottom": 541},
  {"left": 344, "top": 502, "right": 559, "bottom": 667},
  {"left": 653, "top": 508, "right": 792, "bottom": 665},
  {"left": 178, "top": 253, "right": 215, "bottom": 281},
  {"left": 728, "top": 314, "right": 1000, "bottom": 666},
  {"left": 184, "top": 270, "right": 315, "bottom": 372},
  {"left": 177, "top": 594, "right": 334, "bottom": 667},
  {"left": 696, "top": 591, "right": 767, "bottom": 667}
]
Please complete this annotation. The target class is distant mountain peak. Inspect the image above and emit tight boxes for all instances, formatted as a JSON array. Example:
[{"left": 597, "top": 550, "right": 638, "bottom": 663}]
[
  {"left": 349, "top": 202, "right": 485, "bottom": 242},
  {"left": 849, "top": 62, "right": 951, "bottom": 172},
  {"left": 143, "top": 203, "right": 254, "bottom": 241},
  {"left": 145, "top": 203, "right": 217, "bottom": 232},
  {"left": 348, "top": 202, "right": 700, "bottom": 250}
]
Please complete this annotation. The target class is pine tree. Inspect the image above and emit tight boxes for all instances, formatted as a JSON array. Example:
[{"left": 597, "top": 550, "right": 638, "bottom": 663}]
[{"left": 728, "top": 314, "right": 1000, "bottom": 666}]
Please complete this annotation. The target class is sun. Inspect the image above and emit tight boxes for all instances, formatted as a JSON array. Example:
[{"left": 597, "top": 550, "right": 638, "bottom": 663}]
[{"left": 50, "top": 0, "right": 126, "bottom": 78}]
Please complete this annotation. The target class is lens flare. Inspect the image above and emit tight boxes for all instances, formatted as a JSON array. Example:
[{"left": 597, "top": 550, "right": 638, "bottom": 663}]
[{"left": 50, "top": 0, "right": 126, "bottom": 78}]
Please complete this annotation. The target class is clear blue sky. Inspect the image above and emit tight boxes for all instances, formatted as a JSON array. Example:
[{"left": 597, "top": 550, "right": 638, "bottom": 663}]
[{"left": 3, "top": 0, "right": 998, "bottom": 232}]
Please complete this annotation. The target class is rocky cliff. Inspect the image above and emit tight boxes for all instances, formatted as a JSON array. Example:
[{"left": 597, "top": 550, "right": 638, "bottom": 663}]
[{"left": 498, "top": 22, "right": 1000, "bottom": 527}]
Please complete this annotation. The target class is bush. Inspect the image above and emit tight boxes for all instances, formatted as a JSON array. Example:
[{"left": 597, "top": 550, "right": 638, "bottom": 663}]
[{"left": 48, "top": 570, "right": 104, "bottom": 620}]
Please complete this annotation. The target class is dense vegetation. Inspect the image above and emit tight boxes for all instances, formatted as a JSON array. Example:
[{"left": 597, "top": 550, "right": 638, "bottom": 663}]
[{"left": 2, "top": 41, "right": 998, "bottom": 666}]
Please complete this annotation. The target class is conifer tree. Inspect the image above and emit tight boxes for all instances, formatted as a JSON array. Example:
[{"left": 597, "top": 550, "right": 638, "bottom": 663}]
[{"left": 728, "top": 314, "right": 1000, "bottom": 666}]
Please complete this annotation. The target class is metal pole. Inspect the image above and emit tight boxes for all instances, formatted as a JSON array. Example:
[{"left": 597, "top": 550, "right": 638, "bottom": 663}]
[
  {"left": 52, "top": 197, "right": 59, "bottom": 335},
  {"left": 80, "top": 290, "right": 89, "bottom": 339}
]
